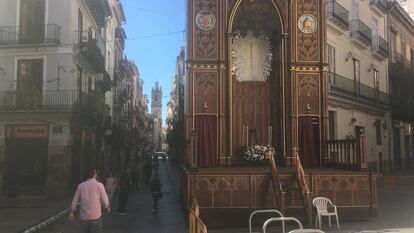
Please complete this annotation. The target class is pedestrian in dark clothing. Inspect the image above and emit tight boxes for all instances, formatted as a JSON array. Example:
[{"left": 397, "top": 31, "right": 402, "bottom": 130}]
[
  {"left": 152, "top": 154, "right": 159, "bottom": 168},
  {"left": 150, "top": 170, "right": 162, "bottom": 212},
  {"left": 117, "top": 172, "right": 130, "bottom": 215},
  {"left": 131, "top": 166, "right": 139, "bottom": 191},
  {"left": 144, "top": 158, "right": 152, "bottom": 184}
]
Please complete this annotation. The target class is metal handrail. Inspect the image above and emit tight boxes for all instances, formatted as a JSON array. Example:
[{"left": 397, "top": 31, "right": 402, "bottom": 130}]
[
  {"left": 327, "top": 0, "right": 349, "bottom": 29},
  {"left": 372, "top": 35, "right": 388, "bottom": 57},
  {"left": 350, "top": 19, "right": 372, "bottom": 46},
  {"left": 262, "top": 217, "right": 303, "bottom": 233},
  {"left": 269, "top": 148, "right": 286, "bottom": 215},
  {"left": 328, "top": 72, "right": 389, "bottom": 105},
  {"left": 189, "top": 196, "right": 208, "bottom": 233},
  {"left": 249, "top": 209, "right": 283, "bottom": 233},
  {"left": 293, "top": 148, "right": 313, "bottom": 226},
  {"left": 0, "top": 24, "right": 61, "bottom": 48}
]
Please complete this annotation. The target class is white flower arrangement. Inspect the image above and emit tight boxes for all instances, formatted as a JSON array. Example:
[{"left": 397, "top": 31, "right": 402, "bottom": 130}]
[{"left": 242, "top": 145, "right": 271, "bottom": 164}]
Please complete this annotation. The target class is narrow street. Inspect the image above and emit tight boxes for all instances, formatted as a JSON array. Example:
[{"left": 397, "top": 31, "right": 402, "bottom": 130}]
[{"left": 40, "top": 160, "right": 187, "bottom": 233}]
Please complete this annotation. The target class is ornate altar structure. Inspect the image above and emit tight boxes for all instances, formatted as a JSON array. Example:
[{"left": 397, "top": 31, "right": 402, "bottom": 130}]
[{"left": 184, "top": 0, "right": 377, "bottom": 226}]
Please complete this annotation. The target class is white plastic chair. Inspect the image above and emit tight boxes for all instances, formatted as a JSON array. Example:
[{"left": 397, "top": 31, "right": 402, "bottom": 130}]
[
  {"left": 249, "top": 209, "right": 283, "bottom": 233},
  {"left": 262, "top": 217, "right": 303, "bottom": 233},
  {"left": 312, "top": 197, "right": 339, "bottom": 229},
  {"left": 289, "top": 229, "right": 325, "bottom": 233}
]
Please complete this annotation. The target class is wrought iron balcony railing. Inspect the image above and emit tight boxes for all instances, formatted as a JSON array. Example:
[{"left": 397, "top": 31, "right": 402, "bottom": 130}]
[
  {"left": 372, "top": 36, "right": 388, "bottom": 58},
  {"left": 390, "top": 51, "right": 414, "bottom": 72},
  {"left": 370, "top": 0, "right": 388, "bottom": 13},
  {"left": 0, "top": 89, "right": 104, "bottom": 114},
  {"left": 327, "top": 0, "right": 349, "bottom": 31},
  {"left": 328, "top": 72, "right": 389, "bottom": 105},
  {"left": 0, "top": 24, "right": 61, "bottom": 48},
  {"left": 78, "top": 30, "right": 105, "bottom": 72},
  {"left": 350, "top": 20, "right": 372, "bottom": 47}
]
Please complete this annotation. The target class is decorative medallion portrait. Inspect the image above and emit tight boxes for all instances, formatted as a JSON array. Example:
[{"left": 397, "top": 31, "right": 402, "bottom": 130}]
[
  {"left": 195, "top": 10, "right": 216, "bottom": 31},
  {"left": 297, "top": 14, "right": 317, "bottom": 34}
]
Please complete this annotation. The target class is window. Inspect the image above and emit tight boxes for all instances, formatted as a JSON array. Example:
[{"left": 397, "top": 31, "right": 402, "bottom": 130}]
[
  {"left": 372, "top": 17, "right": 378, "bottom": 48},
  {"left": 375, "top": 119, "right": 382, "bottom": 145},
  {"left": 16, "top": 59, "right": 43, "bottom": 110},
  {"left": 401, "top": 35, "right": 406, "bottom": 58},
  {"left": 19, "top": 0, "right": 45, "bottom": 43},
  {"left": 390, "top": 31, "right": 397, "bottom": 62},
  {"left": 352, "top": 0, "right": 359, "bottom": 20},
  {"left": 373, "top": 69, "right": 379, "bottom": 90},
  {"left": 328, "top": 44, "right": 336, "bottom": 85},
  {"left": 353, "top": 58, "right": 360, "bottom": 94},
  {"left": 78, "top": 9, "right": 83, "bottom": 43},
  {"left": 328, "top": 111, "right": 337, "bottom": 140}
]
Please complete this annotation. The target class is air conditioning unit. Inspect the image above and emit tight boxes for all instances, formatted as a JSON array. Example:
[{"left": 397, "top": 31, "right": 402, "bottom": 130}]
[{"left": 404, "top": 122, "right": 412, "bottom": 136}]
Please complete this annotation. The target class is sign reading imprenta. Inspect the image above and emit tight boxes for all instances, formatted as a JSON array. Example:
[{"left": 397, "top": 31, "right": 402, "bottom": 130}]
[{"left": 6, "top": 125, "right": 49, "bottom": 139}]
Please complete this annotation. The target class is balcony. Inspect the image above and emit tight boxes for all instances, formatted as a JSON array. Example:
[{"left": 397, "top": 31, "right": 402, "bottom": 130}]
[
  {"left": 0, "top": 24, "right": 61, "bottom": 48},
  {"left": 115, "top": 27, "right": 126, "bottom": 50},
  {"left": 350, "top": 20, "right": 372, "bottom": 48},
  {"left": 372, "top": 36, "right": 388, "bottom": 59},
  {"left": 390, "top": 51, "right": 414, "bottom": 72},
  {"left": 327, "top": 0, "right": 349, "bottom": 31},
  {"left": 370, "top": 0, "right": 388, "bottom": 14},
  {"left": 96, "top": 71, "right": 112, "bottom": 93},
  {"left": 83, "top": 0, "right": 111, "bottom": 28},
  {"left": 328, "top": 72, "right": 389, "bottom": 105},
  {"left": 78, "top": 30, "right": 105, "bottom": 72},
  {"left": 0, "top": 89, "right": 104, "bottom": 115}
]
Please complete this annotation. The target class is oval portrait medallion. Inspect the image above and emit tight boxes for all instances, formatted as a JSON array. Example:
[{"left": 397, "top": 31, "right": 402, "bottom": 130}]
[
  {"left": 195, "top": 10, "right": 216, "bottom": 31},
  {"left": 297, "top": 14, "right": 317, "bottom": 34}
]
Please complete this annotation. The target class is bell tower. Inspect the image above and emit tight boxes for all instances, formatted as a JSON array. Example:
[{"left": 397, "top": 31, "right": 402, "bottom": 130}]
[{"left": 151, "top": 81, "right": 162, "bottom": 150}]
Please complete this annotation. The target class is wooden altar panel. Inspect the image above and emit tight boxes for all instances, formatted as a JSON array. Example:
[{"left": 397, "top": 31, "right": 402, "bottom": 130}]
[
  {"left": 192, "top": 0, "right": 219, "bottom": 60},
  {"left": 312, "top": 174, "right": 378, "bottom": 208},
  {"left": 185, "top": 168, "right": 378, "bottom": 228},
  {"left": 297, "top": 73, "right": 320, "bottom": 115},
  {"left": 232, "top": 79, "right": 277, "bottom": 157},
  {"left": 295, "top": 0, "right": 320, "bottom": 62},
  {"left": 194, "top": 71, "right": 218, "bottom": 114},
  {"left": 186, "top": 169, "right": 377, "bottom": 212}
]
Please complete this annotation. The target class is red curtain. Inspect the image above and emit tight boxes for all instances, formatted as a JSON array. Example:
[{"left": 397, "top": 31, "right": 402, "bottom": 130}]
[
  {"left": 195, "top": 115, "right": 217, "bottom": 168},
  {"left": 298, "top": 116, "right": 318, "bottom": 167}
]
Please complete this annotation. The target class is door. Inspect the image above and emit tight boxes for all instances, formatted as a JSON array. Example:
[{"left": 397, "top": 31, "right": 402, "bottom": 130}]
[
  {"left": 4, "top": 125, "right": 48, "bottom": 195},
  {"left": 19, "top": 0, "right": 45, "bottom": 44},
  {"left": 353, "top": 59, "right": 360, "bottom": 95},
  {"left": 16, "top": 59, "right": 43, "bottom": 110},
  {"left": 355, "top": 125, "right": 365, "bottom": 138},
  {"left": 393, "top": 127, "right": 402, "bottom": 170}
]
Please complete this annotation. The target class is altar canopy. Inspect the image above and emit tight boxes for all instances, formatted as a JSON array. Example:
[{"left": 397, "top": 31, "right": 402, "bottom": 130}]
[
  {"left": 195, "top": 115, "right": 217, "bottom": 168},
  {"left": 230, "top": 0, "right": 282, "bottom": 157},
  {"left": 232, "top": 30, "right": 272, "bottom": 82}
]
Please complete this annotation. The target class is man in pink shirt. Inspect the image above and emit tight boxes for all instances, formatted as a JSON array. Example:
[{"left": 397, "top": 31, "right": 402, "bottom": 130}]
[{"left": 69, "top": 169, "right": 111, "bottom": 233}]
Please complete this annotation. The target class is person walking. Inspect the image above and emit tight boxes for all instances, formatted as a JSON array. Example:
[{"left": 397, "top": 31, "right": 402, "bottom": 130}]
[
  {"left": 105, "top": 171, "right": 117, "bottom": 202},
  {"left": 150, "top": 169, "right": 162, "bottom": 212},
  {"left": 117, "top": 171, "right": 131, "bottom": 215},
  {"left": 69, "top": 169, "right": 110, "bottom": 233}
]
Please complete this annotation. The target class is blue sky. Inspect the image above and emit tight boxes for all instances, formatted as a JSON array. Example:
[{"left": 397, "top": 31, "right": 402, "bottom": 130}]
[{"left": 122, "top": 0, "right": 186, "bottom": 125}]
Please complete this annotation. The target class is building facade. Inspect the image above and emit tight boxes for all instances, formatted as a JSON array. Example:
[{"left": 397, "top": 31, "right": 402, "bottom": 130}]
[
  {"left": 388, "top": 1, "right": 414, "bottom": 170},
  {"left": 0, "top": 0, "right": 112, "bottom": 196},
  {"left": 166, "top": 47, "right": 186, "bottom": 162},
  {"left": 327, "top": 0, "right": 391, "bottom": 171}
]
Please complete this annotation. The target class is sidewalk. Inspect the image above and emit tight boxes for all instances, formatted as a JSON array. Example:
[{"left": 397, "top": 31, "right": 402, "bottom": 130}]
[
  {"left": 0, "top": 195, "right": 70, "bottom": 232},
  {"left": 40, "top": 160, "right": 187, "bottom": 233}
]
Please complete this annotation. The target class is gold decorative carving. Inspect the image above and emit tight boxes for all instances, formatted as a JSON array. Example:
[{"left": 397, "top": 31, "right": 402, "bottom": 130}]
[
  {"left": 298, "top": 75, "right": 318, "bottom": 97},
  {"left": 194, "top": 0, "right": 218, "bottom": 59},
  {"left": 296, "top": 0, "right": 319, "bottom": 61}
]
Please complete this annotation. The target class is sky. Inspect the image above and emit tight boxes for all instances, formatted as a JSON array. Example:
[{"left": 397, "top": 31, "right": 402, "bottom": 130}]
[{"left": 122, "top": 0, "right": 186, "bottom": 125}]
